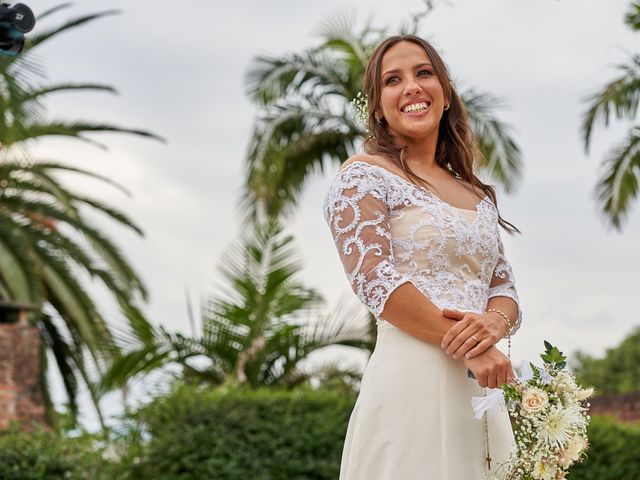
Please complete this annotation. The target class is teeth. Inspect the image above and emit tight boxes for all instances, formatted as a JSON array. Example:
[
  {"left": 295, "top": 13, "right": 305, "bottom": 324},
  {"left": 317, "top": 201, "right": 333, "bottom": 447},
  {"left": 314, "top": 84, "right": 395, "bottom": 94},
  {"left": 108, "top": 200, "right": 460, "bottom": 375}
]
[{"left": 402, "top": 101, "right": 429, "bottom": 113}]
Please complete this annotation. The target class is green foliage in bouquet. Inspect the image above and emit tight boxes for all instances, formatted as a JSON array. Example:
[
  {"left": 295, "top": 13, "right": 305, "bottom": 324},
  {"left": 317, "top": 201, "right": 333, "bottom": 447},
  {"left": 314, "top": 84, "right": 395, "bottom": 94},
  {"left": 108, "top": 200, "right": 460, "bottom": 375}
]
[{"left": 541, "top": 341, "right": 567, "bottom": 370}]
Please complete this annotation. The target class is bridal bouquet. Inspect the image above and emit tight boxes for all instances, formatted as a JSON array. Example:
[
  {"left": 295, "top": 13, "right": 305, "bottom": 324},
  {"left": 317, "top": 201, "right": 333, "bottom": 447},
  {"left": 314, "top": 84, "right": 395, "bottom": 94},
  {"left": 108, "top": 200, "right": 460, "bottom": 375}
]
[{"left": 474, "top": 342, "right": 594, "bottom": 480}]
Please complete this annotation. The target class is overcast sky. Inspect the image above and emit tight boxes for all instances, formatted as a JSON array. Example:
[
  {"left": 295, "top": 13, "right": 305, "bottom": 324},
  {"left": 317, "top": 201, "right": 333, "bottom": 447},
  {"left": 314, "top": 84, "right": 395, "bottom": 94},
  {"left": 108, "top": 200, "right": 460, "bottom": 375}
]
[{"left": 22, "top": 0, "right": 639, "bottom": 426}]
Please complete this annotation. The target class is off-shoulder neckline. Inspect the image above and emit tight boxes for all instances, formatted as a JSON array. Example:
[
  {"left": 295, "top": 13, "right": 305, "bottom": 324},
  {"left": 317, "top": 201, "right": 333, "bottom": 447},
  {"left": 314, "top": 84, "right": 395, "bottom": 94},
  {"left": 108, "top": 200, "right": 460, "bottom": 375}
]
[{"left": 339, "top": 160, "right": 490, "bottom": 213}]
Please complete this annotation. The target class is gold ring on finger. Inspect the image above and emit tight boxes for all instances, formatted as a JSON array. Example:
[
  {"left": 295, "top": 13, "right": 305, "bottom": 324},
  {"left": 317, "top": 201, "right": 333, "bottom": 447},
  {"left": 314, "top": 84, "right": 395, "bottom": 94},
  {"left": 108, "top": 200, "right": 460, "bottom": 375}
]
[{"left": 470, "top": 335, "right": 480, "bottom": 344}]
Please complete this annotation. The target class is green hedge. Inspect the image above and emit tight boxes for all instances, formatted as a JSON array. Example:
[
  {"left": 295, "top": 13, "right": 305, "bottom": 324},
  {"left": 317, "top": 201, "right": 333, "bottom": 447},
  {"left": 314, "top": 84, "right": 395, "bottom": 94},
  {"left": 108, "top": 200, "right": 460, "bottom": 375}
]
[
  {"left": 0, "top": 426, "right": 122, "bottom": 480},
  {"left": 130, "top": 385, "right": 356, "bottom": 480},
  {"left": 569, "top": 415, "right": 640, "bottom": 479},
  {"left": 2, "top": 389, "right": 638, "bottom": 480}
]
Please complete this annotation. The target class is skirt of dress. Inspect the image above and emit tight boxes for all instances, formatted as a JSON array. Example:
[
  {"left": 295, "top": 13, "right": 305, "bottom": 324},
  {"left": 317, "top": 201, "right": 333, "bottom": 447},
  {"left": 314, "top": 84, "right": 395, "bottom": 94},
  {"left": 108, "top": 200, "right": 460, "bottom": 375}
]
[{"left": 339, "top": 321, "right": 516, "bottom": 480}]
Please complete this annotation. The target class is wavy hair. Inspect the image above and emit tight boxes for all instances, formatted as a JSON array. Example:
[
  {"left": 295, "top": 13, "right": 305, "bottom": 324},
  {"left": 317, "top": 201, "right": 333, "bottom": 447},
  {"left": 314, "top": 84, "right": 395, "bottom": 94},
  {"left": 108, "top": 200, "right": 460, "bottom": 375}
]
[{"left": 362, "top": 35, "right": 519, "bottom": 234}]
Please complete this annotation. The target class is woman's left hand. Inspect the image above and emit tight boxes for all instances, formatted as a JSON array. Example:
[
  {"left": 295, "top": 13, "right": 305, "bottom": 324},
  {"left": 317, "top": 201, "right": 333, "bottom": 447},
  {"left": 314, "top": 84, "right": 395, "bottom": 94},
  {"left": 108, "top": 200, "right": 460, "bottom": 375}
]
[{"left": 440, "top": 309, "right": 508, "bottom": 360}]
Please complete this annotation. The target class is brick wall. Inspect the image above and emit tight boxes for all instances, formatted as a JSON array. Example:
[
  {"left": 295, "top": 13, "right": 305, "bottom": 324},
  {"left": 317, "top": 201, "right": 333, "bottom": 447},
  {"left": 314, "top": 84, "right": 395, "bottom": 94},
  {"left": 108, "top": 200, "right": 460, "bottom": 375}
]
[
  {"left": 0, "top": 314, "right": 47, "bottom": 430},
  {"left": 589, "top": 392, "right": 640, "bottom": 424}
]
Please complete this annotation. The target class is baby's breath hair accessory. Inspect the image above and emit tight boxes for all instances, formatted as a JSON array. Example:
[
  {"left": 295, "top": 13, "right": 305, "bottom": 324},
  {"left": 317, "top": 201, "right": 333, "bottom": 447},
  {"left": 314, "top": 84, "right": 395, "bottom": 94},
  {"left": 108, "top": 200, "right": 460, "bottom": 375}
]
[{"left": 350, "top": 91, "right": 369, "bottom": 127}]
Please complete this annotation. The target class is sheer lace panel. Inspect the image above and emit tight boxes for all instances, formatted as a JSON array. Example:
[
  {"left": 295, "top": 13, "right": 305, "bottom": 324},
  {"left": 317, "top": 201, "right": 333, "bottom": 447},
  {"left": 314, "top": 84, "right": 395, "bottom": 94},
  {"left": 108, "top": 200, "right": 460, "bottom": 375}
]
[
  {"left": 323, "top": 163, "right": 410, "bottom": 318},
  {"left": 488, "top": 232, "right": 522, "bottom": 334}
]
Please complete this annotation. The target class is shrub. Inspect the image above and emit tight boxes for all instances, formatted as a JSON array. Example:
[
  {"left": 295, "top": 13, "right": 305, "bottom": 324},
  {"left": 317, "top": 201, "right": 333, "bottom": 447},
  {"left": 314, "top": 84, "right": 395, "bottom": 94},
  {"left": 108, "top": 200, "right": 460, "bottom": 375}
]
[
  {"left": 130, "top": 385, "right": 356, "bottom": 480},
  {"left": 569, "top": 415, "right": 640, "bottom": 479},
  {"left": 0, "top": 425, "right": 119, "bottom": 480}
]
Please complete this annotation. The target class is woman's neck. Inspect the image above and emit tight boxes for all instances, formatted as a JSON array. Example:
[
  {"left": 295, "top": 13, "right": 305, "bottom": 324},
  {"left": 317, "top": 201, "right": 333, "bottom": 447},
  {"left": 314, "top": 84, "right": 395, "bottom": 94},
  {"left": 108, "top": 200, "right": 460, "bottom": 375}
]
[{"left": 397, "top": 133, "right": 443, "bottom": 176}]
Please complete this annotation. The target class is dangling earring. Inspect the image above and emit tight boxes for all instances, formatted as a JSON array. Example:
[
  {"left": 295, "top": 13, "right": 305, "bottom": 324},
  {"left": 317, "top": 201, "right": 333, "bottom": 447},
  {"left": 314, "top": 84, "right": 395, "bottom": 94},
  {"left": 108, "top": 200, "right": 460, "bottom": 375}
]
[{"left": 443, "top": 103, "right": 450, "bottom": 111}]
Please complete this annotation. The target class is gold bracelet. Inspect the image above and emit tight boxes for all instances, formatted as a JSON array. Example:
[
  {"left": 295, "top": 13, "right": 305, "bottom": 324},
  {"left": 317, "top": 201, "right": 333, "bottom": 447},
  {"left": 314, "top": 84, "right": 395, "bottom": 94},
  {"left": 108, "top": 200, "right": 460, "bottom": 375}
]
[{"left": 486, "top": 308, "right": 513, "bottom": 337}]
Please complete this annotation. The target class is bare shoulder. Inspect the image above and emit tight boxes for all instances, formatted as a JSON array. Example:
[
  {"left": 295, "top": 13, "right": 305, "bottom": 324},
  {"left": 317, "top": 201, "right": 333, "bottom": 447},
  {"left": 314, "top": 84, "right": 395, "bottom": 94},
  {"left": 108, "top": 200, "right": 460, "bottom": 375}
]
[{"left": 340, "top": 153, "right": 392, "bottom": 172}]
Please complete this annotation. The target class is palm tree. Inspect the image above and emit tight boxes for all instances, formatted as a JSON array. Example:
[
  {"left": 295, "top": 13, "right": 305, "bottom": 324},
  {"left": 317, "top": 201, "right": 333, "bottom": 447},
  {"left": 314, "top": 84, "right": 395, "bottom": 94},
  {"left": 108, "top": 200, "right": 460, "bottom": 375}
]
[
  {"left": 581, "top": 1, "right": 640, "bottom": 230},
  {"left": 242, "top": 17, "right": 523, "bottom": 221},
  {"left": 99, "top": 219, "right": 372, "bottom": 394},
  {"left": 0, "top": 4, "right": 162, "bottom": 427}
]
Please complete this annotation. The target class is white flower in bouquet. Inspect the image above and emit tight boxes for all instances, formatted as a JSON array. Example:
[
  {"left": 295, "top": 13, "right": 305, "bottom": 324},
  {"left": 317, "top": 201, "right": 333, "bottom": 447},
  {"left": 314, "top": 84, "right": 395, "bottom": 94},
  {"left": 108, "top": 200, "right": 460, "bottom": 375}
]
[
  {"left": 540, "top": 405, "right": 576, "bottom": 448},
  {"left": 561, "top": 435, "right": 588, "bottom": 463},
  {"left": 532, "top": 452, "right": 557, "bottom": 480},
  {"left": 522, "top": 387, "right": 549, "bottom": 413}
]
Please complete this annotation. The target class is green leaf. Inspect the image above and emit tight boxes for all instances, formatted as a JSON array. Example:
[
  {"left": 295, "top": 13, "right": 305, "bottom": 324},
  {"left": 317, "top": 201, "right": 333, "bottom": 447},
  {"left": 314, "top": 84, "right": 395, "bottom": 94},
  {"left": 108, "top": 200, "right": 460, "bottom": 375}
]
[{"left": 540, "top": 341, "right": 567, "bottom": 369}]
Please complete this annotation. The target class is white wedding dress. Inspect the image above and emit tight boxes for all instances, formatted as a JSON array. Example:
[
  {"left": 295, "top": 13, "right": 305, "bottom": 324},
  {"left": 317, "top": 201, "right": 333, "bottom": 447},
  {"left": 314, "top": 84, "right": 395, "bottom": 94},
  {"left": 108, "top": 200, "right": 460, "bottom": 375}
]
[{"left": 322, "top": 160, "right": 522, "bottom": 479}]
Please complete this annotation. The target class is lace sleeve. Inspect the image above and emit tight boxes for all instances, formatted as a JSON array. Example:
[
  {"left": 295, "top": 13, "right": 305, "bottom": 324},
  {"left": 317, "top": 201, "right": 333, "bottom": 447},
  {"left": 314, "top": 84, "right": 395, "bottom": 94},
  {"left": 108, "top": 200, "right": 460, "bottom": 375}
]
[
  {"left": 322, "top": 162, "right": 411, "bottom": 318},
  {"left": 488, "top": 231, "right": 523, "bottom": 335}
]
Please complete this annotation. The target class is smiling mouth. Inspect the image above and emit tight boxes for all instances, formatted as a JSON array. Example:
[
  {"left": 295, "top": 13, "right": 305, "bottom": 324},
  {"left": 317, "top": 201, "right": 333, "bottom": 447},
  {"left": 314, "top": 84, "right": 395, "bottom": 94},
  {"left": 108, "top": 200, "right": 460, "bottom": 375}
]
[{"left": 400, "top": 101, "right": 431, "bottom": 113}]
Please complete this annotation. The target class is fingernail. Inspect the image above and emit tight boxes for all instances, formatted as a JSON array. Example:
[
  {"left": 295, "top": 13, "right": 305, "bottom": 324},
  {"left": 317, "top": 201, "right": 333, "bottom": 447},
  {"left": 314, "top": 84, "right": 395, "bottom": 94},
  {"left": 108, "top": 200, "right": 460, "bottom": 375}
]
[{"left": 465, "top": 353, "right": 472, "bottom": 359}]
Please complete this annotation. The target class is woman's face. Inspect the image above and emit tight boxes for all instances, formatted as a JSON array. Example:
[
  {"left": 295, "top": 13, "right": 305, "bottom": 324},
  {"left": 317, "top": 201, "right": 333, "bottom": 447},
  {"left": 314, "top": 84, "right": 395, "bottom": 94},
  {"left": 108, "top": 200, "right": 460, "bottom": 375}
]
[{"left": 377, "top": 41, "right": 447, "bottom": 143}]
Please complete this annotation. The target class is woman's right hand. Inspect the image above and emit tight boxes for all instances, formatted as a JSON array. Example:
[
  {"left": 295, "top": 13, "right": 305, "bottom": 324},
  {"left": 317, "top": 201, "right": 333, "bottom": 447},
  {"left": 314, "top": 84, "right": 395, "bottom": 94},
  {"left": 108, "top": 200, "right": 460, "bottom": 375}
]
[{"left": 463, "top": 345, "right": 515, "bottom": 389}]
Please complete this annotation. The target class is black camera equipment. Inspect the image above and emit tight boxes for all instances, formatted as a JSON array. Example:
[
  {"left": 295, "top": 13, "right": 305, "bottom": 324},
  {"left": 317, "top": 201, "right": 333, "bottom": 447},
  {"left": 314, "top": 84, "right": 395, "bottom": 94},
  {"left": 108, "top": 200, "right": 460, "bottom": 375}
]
[{"left": 0, "top": 3, "right": 35, "bottom": 57}]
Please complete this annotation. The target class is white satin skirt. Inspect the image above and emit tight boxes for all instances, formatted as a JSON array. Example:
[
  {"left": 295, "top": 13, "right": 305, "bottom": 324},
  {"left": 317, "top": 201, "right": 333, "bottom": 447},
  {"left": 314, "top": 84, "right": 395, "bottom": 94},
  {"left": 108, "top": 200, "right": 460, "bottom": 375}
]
[{"left": 339, "top": 321, "right": 516, "bottom": 480}]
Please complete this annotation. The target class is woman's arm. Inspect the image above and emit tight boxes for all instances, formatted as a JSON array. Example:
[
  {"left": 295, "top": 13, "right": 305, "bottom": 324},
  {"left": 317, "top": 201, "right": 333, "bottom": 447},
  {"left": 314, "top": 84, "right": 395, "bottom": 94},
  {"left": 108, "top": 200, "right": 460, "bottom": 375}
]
[{"left": 380, "top": 281, "right": 458, "bottom": 345}]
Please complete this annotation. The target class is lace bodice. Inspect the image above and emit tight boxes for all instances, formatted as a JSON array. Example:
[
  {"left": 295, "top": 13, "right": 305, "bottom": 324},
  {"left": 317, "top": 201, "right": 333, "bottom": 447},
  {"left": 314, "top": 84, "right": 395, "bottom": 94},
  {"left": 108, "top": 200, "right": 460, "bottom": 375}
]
[{"left": 322, "top": 160, "right": 522, "bottom": 333}]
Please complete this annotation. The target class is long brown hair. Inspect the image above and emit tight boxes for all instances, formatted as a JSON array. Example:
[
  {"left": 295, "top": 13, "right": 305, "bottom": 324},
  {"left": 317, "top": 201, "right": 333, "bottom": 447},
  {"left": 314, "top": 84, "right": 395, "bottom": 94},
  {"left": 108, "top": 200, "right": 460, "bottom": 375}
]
[{"left": 362, "top": 35, "right": 519, "bottom": 234}]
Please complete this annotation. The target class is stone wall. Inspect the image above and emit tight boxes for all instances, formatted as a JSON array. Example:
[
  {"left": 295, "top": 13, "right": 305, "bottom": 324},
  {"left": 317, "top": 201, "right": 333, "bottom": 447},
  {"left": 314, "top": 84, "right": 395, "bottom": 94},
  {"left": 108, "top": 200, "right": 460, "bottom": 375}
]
[
  {"left": 589, "top": 392, "right": 640, "bottom": 424},
  {"left": 0, "top": 315, "right": 47, "bottom": 430}
]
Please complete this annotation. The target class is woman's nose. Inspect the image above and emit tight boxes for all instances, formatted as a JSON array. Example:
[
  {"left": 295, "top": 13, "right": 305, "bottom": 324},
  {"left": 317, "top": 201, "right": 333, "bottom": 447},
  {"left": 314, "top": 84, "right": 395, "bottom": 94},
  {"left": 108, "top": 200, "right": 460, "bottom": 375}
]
[{"left": 403, "top": 79, "right": 422, "bottom": 96}]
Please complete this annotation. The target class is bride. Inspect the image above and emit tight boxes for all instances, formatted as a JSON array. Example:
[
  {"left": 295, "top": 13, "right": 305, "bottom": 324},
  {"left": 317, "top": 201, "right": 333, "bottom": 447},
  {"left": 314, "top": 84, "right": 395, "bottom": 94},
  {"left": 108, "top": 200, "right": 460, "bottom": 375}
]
[{"left": 323, "top": 34, "right": 522, "bottom": 479}]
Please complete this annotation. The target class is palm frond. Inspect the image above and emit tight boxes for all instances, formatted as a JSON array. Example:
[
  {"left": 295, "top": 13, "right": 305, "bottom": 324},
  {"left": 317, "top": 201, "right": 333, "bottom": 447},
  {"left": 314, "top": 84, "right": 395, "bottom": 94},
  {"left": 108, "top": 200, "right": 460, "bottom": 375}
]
[
  {"left": 625, "top": 1, "right": 640, "bottom": 31},
  {"left": 40, "top": 315, "right": 80, "bottom": 416},
  {"left": 594, "top": 126, "right": 640, "bottom": 230},
  {"left": 28, "top": 161, "right": 133, "bottom": 196},
  {"left": 581, "top": 55, "right": 640, "bottom": 152},
  {"left": 462, "top": 88, "right": 523, "bottom": 192},
  {"left": 245, "top": 49, "right": 350, "bottom": 106},
  {"left": 316, "top": 15, "right": 375, "bottom": 82},
  {"left": 23, "top": 83, "right": 117, "bottom": 103},
  {"left": 242, "top": 98, "right": 360, "bottom": 220},
  {"left": 9, "top": 120, "right": 165, "bottom": 148},
  {"left": 0, "top": 235, "right": 36, "bottom": 301},
  {"left": 37, "top": 3, "right": 73, "bottom": 21},
  {"left": 300, "top": 297, "right": 373, "bottom": 352},
  {"left": 26, "top": 10, "right": 121, "bottom": 51}
]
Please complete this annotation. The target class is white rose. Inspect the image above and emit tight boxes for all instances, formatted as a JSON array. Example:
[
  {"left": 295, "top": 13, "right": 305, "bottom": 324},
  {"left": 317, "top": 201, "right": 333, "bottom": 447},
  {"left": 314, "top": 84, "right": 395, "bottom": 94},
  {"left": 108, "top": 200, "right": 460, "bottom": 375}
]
[{"left": 522, "top": 387, "right": 549, "bottom": 413}]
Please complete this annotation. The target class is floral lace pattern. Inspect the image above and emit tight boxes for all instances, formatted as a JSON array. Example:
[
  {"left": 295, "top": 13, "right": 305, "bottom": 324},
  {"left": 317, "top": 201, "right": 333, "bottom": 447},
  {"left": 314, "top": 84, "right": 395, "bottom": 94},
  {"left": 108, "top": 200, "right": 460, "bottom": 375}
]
[{"left": 322, "top": 161, "right": 522, "bottom": 333}]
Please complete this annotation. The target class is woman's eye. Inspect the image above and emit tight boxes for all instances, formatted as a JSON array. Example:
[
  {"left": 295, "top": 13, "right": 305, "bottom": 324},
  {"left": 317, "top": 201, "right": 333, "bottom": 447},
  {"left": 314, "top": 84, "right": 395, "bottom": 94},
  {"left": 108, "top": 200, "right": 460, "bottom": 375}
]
[
  {"left": 418, "top": 69, "right": 433, "bottom": 77},
  {"left": 384, "top": 75, "right": 399, "bottom": 85}
]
